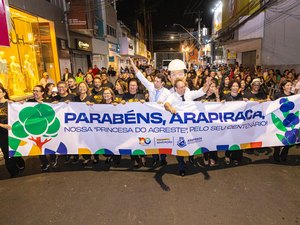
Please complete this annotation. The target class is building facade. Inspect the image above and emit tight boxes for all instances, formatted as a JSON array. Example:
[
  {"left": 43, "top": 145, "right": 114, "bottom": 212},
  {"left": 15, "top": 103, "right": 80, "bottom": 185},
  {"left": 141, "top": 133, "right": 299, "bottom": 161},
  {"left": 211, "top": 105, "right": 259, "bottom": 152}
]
[
  {"left": 0, "top": 0, "right": 65, "bottom": 99},
  {"left": 215, "top": 0, "right": 300, "bottom": 71}
]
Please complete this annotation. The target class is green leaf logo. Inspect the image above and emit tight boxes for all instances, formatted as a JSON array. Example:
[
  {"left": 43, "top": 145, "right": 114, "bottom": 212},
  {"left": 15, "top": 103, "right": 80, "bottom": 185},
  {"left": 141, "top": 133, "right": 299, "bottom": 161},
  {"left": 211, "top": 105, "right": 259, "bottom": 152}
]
[
  {"left": 271, "top": 113, "right": 287, "bottom": 132},
  {"left": 12, "top": 104, "right": 60, "bottom": 150}
]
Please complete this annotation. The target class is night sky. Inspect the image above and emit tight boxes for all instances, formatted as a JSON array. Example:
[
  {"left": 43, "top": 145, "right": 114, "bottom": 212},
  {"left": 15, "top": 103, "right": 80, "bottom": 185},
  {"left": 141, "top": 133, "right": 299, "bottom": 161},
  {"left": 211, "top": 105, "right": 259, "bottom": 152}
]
[{"left": 117, "top": 0, "right": 216, "bottom": 51}]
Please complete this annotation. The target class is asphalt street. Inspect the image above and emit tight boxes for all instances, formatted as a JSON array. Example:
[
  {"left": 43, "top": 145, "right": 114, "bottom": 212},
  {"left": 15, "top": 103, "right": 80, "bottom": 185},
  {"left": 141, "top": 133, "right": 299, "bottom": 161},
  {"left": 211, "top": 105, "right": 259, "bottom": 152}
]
[{"left": 0, "top": 147, "right": 299, "bottom": 225}]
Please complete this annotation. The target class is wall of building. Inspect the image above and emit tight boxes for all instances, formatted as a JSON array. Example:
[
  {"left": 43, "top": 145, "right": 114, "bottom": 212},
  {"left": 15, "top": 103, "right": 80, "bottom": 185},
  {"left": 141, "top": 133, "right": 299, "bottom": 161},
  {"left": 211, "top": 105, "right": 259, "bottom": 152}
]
[
  {"left": 9, "top": 0, "right": 67, "bottom": 38},
  {"left": 105, "top": 0, "right": 118, "bottom": 44},
  {"left": 262, "top": 0, "right": 300, "bottom": 68}
]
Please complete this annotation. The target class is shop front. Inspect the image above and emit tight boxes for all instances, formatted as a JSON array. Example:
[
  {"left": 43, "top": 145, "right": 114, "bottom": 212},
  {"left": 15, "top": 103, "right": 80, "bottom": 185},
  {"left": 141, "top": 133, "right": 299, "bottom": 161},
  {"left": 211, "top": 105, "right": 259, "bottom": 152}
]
[
  {"left": 92, "top": 38, "right": 108, "bottom": 69},
  {"left": 0, "top": 7, "right": 60, "bottom": 99},
  {"left": 70, "top": 35, "right": 92, "bottom": 74}
]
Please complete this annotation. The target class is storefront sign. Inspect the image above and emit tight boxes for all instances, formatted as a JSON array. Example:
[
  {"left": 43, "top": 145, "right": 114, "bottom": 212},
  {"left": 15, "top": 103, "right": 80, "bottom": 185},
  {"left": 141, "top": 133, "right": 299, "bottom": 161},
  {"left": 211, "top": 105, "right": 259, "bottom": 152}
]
[
  {"left": 8, "top": 96, "right": 300, "bottom": 156},
  {"left": 136, "top": 40, "right": 147, "bottom": 58},
  {"left": 68, "top": 18, "right": 86, "bottom": 26},
  {"left": 109, "top": 56, "right": 114, "bottom": 62},
  {"left": 0, "top": 0, "right": 10, "bottom": 46},
  {"left": 76, "top": 39, "right": 91, "bottom": 51},
  {"left": 227, "top": 50, "right": 237, "bottom": 59},
  {"left": 67, "top": 0, "right": 88, "bottom": 29},
  {"left": 109, "top": 43, "right": 120, "bottom": 54},
  {"left": 119, "top": 37, "right": 134, "bottom": 56}
]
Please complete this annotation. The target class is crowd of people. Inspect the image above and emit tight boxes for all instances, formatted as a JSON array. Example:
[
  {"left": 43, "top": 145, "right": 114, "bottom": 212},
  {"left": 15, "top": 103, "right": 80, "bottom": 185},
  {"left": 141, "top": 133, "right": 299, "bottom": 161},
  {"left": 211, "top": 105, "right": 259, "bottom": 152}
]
[{"left": 0, "top": 59, "right": 299, "bottom": 178}]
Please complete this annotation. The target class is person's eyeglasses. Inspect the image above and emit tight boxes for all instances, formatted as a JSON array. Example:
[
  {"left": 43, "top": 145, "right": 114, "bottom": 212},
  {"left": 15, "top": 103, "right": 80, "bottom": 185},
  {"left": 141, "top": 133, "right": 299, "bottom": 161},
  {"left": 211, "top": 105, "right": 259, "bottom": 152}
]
[{"left": 32, "top": 90, "right": 40, "bottom": 93}]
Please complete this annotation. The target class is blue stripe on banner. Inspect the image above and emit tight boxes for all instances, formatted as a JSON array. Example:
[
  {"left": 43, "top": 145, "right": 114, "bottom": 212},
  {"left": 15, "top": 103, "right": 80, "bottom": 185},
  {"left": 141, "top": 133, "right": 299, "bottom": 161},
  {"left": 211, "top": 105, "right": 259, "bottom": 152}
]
[
  {"left": 119, "top": 149, "right": 132, "bottom": 155},
  {"left": 217, "top": 145, "right": 229, "bottom": 151}
]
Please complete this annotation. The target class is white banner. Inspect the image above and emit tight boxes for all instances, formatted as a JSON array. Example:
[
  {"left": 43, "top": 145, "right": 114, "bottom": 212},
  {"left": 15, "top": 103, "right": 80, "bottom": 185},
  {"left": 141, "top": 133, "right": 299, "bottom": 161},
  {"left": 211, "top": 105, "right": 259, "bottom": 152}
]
[{"left": 8, "top": 95, "right": 300, "bottom": 157}]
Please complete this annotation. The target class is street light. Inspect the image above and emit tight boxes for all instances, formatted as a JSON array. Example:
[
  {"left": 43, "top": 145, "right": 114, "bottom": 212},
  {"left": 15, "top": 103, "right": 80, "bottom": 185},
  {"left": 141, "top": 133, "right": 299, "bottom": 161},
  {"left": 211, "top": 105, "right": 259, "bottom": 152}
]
[
  {"left": 173, "top": 23, "right": 201, "bottom": 46},
  {"left": 174, "top": 23, "right": 202, "bottom": 66}
]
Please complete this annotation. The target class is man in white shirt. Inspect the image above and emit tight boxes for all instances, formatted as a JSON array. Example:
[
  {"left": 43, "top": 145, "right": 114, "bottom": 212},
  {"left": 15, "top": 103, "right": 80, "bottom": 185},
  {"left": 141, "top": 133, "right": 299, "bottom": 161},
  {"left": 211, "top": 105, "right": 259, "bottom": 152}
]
[
  {"left": 130, "top": 58, "right": 170, "bottom": 166},
  {"left": 164, "top": 78, "right": 211, "bottom": 176}
]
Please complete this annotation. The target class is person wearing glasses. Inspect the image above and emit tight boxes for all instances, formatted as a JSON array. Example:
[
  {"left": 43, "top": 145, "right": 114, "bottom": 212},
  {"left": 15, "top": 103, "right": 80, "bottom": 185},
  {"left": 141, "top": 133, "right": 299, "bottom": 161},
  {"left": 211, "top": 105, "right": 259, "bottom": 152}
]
[
  {"left": 97, "top": 87, "right": 121, "bottom": 166},
  {"left": 164, "top": 78, "right": 210, "bottom": 176},
  {"left": 52, "top": 81, "right": 75, "bottom": 163},
  {"left": 27, "top": 85, "right": 57, "bottom": 171},
  {"left": 122, "top": 78, "right": 146, "bottom": 168}
]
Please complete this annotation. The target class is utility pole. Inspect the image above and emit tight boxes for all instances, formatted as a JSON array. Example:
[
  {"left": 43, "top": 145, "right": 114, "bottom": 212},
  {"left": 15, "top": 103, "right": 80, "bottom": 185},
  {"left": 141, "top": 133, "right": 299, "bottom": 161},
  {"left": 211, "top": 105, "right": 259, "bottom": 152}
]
[{"left": 197, "top": 14, "right": 202, "bottom": 66}]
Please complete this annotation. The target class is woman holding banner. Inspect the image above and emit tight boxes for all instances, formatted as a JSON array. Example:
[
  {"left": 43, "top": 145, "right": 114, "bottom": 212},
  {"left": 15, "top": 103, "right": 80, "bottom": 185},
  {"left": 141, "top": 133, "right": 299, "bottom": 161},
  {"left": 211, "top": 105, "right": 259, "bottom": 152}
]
[
  {"left": 74, "top": 82, "right": 95, "bottom": 166},
  {"left": 273, "top": 80, "right": 294, "bottom": 162},
  {"left": 0, "top": 87, "right": 25, "bottom": 177},
  {"left": 197, "top": 79, "right": 220, "bottom": 166},
  {"left": 222, "top": 80, "right": 244, "bottom": 165},
  {"left": 114, "top": 79, "right": 127, "bottom": 103},
  {"left": 122, "top": 78, "right": 146, "bottom": 168},
  {"left": 99, "top": 87, "right": 121, "bottom": 166}
]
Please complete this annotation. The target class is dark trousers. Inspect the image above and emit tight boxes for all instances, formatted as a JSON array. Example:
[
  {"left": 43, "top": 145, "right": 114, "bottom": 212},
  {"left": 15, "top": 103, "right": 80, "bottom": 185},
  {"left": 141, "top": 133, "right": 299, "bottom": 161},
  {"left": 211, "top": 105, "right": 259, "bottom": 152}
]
[
  {"left": 225, "top": 150, "right": 243, "bottom": 162},
  {"left": 176, "top": 156, "right": 186, "bottom": 171},
  {"left": 130, "top": 155, "right": 145, "bottom": 163},
  {"left": 273, "top": 146, "right": 290, "bottom": 161},
  {"left": 203, "top": 151, "right": 218, "bottom": 161},
  {"left": 152, "top": 154, "right": 166, "bottom": 161},
  {"left": 83, "top": 154, "right": 91, "bottom": 160},
  {"left": 176, "top": 156, "right": 193, "bottom": 171},
  {"left": 0, "top": 132, "right": 25, "bottom": 177}
]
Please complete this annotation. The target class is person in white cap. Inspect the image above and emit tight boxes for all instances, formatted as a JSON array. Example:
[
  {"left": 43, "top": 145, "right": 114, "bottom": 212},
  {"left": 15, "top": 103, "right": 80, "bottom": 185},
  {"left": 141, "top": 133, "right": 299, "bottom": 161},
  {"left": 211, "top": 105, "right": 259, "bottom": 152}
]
[
  {"left": 243, "top": 78, "right": 267, "bottom": 102},
  {"left": 164, "top": 59, "right": 212, "bottom": 176},
  {"left": 167, "top": 59, "right": 189, "bottom": 93}
]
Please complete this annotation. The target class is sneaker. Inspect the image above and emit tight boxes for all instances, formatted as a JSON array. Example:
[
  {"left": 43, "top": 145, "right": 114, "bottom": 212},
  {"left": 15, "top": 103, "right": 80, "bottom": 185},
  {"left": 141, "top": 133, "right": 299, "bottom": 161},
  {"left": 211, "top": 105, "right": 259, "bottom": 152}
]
[
  {"left": 189, "top": 157, "right": 195, "bottom": 164},
  {"left": 72, "top": 158, "right": 79, "bottom": 164},
  {"left": 152, "top": 159, "right": 158, "bottom": 167},
  {"left": 105, "top": 157, "right": 112, "bottom": 165},
  {"left": 41, "top": 164, "right": 50, "bottom": 172},
  {"left": 160, "top": 160, "right": 167, "bottom": 166},
  {"left": 179, "top": 170, "right": 186, "bottom": 177},
  {"left": 225, "top": 157, "right": 230, "bottom": 165},
  {"left": 273, "top": 155, "right": 280, "bottom": 163},
  {"left": 210, "top": 159, "right": 216, "bottom": 166},
  {"left": 233, "top": 160, "right": 239, "bottom": 166},
  {"left": 141, "top": 157, "right": 146, "bottom": 167},
  {"left": 51, "top": 156, "right": 58, "bottom": 168},
  {"left": 82, "top": 159, "right": 90, "bottom": 166},
  {"left": 64, "top": 156, "right": 72, "bottom": 164},
  {"left": 203, "top": 159, "right": 209, "bottom": 166},
  {"left": 253, "top": 150, "right": 259, "bottom": 156},
  {"left": 18, "top": 166, "right": 25, "bottom": 173}
]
